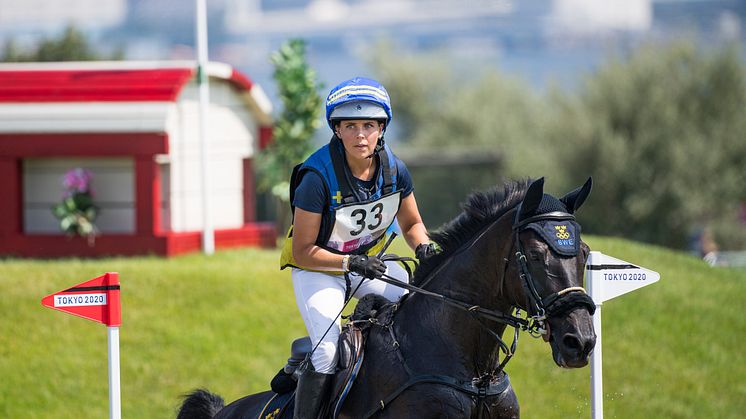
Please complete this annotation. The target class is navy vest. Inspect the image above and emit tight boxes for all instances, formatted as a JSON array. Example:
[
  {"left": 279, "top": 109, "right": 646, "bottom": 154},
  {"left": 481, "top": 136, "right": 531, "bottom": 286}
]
[{"left": 289, "top": 137, "right": 400, "bottom": 254}]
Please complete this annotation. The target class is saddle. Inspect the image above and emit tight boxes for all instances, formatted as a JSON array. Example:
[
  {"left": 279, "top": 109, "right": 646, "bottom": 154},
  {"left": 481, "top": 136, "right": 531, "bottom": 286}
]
[{"left": 263, "top": 294, "right": 393, "bottom": 419}]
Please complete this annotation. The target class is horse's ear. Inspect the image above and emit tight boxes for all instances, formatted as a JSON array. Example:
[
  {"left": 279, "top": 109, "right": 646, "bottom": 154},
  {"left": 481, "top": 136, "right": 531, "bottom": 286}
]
[
  {"left": 560, "top": 177, "right": 593, "bottom": 213},
  {"left": 518, "top": 177, "right": 545, "bottom": 220}
]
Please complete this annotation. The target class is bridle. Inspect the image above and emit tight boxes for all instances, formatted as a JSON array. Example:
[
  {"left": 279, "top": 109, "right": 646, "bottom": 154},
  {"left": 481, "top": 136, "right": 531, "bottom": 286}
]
[{"left": 511, "top": 211, "right": 596, "bottom": 338}]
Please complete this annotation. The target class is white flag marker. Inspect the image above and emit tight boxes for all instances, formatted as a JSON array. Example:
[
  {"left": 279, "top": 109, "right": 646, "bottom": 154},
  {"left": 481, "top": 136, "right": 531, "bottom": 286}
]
[{"left": 586, "top": 251, "right": 660, "bottom": 419}]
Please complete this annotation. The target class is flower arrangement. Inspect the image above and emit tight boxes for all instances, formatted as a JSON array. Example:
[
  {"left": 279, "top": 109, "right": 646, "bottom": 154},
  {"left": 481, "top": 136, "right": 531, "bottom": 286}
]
[{"left": 52, "top": 168, "right": 99, "bottom": 245}]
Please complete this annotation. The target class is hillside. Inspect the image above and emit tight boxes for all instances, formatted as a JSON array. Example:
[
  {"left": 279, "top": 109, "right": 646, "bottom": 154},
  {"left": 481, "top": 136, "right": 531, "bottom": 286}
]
[{"left": 0, "top": 236, "right": 743, "bottom": 418}]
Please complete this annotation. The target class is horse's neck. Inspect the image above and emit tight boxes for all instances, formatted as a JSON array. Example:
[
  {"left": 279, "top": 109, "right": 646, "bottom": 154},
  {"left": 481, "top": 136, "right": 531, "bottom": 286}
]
[
  {"left": 425, "top": 216, "right": 515, "bottom": 312},
  {"left": 397, "top": 220, "right": 514, "bottom": 377}
]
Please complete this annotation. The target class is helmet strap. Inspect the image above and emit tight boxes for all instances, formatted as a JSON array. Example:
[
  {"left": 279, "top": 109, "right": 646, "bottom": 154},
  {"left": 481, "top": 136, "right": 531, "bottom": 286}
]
[
  {"left": 376, "top": 136, "right": 385, "bottom": 152},
  {"left": 368, "top": 137, "right": 385, "bottom": 159}
]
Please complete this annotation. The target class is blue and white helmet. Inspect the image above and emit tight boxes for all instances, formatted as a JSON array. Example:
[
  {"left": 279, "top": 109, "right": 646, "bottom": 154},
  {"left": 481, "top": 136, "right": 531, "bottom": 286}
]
[{"left": 325, "top": 77, "right": 393, "bottom": 130}]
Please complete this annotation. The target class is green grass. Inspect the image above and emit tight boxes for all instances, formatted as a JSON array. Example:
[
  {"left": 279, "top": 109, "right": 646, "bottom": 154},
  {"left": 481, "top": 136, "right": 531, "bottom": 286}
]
[{"left": 0, "top": 236, "right": 744, "bottom": 418}]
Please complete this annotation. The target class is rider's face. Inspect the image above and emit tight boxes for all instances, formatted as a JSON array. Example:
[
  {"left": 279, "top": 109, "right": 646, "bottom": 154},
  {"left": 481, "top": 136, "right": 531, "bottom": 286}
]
[{"left": 335, "top": 120, "right": 383, "bottom": 161}]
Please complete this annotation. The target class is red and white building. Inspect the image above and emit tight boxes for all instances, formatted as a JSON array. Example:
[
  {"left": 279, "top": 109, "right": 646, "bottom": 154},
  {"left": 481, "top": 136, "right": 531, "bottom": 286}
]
[{"left": 0, "top": 61, "right": 276, "bottom": 257}]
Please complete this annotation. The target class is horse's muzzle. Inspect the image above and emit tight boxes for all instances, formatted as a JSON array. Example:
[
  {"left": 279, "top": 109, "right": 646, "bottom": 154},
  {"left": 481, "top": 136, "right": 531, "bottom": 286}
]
[{"left": 547, "top": 309, "right": 596, "bottom": 368}]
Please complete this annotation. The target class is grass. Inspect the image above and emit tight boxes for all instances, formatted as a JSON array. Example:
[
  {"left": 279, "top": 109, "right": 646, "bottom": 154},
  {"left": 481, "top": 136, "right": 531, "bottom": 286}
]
[{"left": 0, "top": 236, "right": 744, "bottom": 418}]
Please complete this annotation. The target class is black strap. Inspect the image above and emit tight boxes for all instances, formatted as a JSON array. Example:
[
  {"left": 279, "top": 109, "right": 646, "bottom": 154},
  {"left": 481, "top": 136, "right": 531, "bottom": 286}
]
[
  {"left": 586, "top": 263, "right": 638, "bottom": 270},
  {"left": 515, "top": 245, "right": 544, "bottom": 317},
  {"left": 377, "top": 147, "right": 396, "bottom": 195},
  {"left": 363, "top": 374, "right": 511, "bottom": 418},
  {"left": 343, "top": 272, "right": 353, "bottom": 302},
  {"left": 63, "top": 285, "right": 120, "bottom": 292}
]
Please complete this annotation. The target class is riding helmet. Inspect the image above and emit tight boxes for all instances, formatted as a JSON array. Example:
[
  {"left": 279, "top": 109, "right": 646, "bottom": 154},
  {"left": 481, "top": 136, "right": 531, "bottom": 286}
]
[{"left": 325, "top": 77, "right": 392, "bottom": 130}]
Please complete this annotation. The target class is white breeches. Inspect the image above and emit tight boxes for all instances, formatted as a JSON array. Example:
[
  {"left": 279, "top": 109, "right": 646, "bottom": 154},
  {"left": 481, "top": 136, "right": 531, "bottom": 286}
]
[{"left": 292, "top": 260, "right": 409, "bottom": 374}]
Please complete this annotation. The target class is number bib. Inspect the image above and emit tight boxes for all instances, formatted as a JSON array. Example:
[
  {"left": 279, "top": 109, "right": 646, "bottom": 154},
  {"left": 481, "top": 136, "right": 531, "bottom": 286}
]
[{"left": 326, "top": 191, "right": 402, "bottom": 253}]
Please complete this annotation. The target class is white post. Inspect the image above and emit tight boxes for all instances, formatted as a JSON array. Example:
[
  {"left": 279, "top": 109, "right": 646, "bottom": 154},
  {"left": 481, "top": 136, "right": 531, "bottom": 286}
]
[
  {"left": 108, "top": 326, "right": 121, "bottom": 419},
  {"left": 587, "top": 251, "right": 603, "bottom": 419},
  {"left": 195, "top": 0, "right": 214, "bottom": 255}
]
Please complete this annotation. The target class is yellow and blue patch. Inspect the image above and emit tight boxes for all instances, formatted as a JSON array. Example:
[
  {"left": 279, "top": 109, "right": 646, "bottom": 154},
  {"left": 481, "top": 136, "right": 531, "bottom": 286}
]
[
  {"left": 257, "top": 391, "right": 294, "bottom": 419},
  {"left": 526, "top": 220, "right": 581, "bottom": 256}
]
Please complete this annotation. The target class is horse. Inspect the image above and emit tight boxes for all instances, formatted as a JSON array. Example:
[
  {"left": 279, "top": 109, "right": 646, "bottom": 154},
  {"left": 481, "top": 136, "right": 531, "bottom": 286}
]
[{"left": 177, "top": 177, "right": 597, "bottom": 419}]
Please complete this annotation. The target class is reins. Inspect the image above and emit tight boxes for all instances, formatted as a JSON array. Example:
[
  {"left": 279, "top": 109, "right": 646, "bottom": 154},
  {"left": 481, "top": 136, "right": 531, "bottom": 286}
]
[
  {"left": 371, "top": 210, "right": 589, "bottom": 340},
  {"left": 369, "top": 268, "right": 531, "bottom": 333}
]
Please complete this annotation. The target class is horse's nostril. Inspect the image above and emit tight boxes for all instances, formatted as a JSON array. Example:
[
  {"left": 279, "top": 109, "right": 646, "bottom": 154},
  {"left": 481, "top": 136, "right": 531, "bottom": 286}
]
[
  {"left": 562, "top": 334, "right": 582, "bottom": 352},
  {"left": 583, "top": 335, "right": 597, "bottom": 357}
]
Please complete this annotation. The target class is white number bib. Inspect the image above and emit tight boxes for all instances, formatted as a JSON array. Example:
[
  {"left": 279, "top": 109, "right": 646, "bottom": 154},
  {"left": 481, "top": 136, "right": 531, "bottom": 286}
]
[{"left": 327, "top": 191, "right": 402, "bottom": 252}]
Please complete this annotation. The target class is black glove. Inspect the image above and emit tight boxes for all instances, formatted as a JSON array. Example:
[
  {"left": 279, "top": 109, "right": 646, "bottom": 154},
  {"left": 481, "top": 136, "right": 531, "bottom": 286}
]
[
  {"left": 415, "top": 243, "right": 437, "bottom": 262},
  {"left": 348, "top": 255, "right": 387, "bottom": 279}
]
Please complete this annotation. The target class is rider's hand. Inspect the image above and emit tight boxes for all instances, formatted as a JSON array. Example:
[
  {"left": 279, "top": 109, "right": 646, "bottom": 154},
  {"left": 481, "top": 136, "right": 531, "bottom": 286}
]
[
  {"left": 348, "top": 255, "right": 387, "bottom": 279},
  {"left": 415, "top": 243, "right": 437, "bottom": 262}
]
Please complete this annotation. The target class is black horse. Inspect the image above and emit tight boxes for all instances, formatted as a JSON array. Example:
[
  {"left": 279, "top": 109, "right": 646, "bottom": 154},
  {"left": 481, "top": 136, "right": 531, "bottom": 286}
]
[{"left": 177, "top": 178, "right": 597, "bottom": 419}]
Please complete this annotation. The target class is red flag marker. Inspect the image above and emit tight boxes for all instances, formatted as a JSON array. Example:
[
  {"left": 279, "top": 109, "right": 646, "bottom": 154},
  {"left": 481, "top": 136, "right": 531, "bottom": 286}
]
[
  {"left": 42, "top": 272, "right": 121, "bottom": 326},
  {"left": 41, "top": 272, "right": 122, "bottom": 419}
]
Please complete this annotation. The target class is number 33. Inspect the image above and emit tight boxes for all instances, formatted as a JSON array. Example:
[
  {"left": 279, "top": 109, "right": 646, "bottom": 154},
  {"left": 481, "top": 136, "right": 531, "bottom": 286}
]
[{"left": 350, "top": 203, "right": 384, "bottom": 236}]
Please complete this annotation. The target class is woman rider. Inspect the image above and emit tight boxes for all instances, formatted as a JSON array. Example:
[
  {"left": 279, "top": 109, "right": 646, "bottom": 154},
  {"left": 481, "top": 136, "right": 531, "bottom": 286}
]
[{"left": 280, "top": 77, "right": 435, "bottom": 418}]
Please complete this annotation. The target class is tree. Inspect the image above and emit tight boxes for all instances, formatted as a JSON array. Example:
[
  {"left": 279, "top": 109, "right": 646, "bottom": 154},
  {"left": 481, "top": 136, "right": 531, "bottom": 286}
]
[
  {"left": 370, "top": 39, "right": 746, "bottom": 250},
  {"left": 1, "top": 25, "right": 123, "bottom": 62},
  {"left": 549, "top": 41, "right": 746, "bottom": 249},
  {"left": 256, "top": 39, "right": 323, "bottom": 231}
]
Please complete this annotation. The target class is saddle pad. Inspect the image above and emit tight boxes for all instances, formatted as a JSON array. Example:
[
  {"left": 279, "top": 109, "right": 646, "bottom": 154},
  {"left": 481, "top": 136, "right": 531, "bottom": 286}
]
[
  {"left": 329, "top": 324, "right": 365, "bottom": 418},
  {"left": 257, "top": 391, "right": 294, "bottom": 419}
]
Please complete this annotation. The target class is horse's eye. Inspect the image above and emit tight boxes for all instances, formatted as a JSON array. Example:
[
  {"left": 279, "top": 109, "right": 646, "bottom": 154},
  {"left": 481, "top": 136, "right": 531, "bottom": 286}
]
[{"left": 529, "top": 251, "right": 543, "bottom": 261}]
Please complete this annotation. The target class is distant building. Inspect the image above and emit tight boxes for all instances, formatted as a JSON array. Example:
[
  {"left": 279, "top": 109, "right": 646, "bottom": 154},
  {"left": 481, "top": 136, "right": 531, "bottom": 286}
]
[
  {"left": 0, "top": 0, "right": 126, "bottom": 33},
  {"left": 0, "top": 61, "right": 276, "bottom": 257}
]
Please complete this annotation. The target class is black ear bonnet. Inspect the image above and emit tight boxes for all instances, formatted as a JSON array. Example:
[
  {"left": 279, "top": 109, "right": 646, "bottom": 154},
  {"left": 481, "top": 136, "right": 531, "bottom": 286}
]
[{"left": 522, "top": 194, "right": 581, "bottom": 256}]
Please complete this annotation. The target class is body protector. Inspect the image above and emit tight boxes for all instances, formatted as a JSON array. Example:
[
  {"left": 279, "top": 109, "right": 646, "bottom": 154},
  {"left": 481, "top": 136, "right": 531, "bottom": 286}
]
[{"left": 280, "top": 138, "right": 401, "bottom": 271}]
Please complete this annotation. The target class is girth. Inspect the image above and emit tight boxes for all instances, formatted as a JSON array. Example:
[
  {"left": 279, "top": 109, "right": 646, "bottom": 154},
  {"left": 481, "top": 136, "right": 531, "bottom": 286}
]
[{"left": 362, "top": 373, "right": 512, "bottom": 419}]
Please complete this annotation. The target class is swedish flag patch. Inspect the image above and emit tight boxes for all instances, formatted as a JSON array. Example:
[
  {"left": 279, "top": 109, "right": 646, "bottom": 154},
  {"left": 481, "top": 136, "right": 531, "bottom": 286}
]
[{"left": 525, "top": 220, "right": 581, "bottom": 256}]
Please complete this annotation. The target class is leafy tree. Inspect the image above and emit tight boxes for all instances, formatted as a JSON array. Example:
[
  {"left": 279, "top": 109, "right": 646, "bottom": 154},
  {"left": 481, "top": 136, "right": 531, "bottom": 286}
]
[
  {"left": 256, "top": 39, "right": 323, "bottom": 230},
  {"left": 549, "top": 41, "right": 746, "bottom": 249},
  {"left": 1, "top": 25, "right": 123, "bottom": 62}
]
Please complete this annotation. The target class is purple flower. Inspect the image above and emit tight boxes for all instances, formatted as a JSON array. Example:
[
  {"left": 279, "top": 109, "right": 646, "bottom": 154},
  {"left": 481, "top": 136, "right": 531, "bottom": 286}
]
[{"left": 62, "top": 168, "right": 94, "bottom": 196}]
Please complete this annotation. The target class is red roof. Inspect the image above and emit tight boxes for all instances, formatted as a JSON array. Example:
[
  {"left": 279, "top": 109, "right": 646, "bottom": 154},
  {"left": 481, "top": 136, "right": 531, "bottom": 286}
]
[{"left": 0, "top": 62, "right": 255, "bottom": 103}]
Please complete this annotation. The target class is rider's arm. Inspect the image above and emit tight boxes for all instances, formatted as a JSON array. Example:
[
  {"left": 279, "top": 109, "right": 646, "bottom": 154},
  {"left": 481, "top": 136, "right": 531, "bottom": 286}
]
[
  {"left": 396, "top": 192, "right": 430, "bottom": 251},
  {"left": 292, "top": 207, "right": 346, "bottom": 271}
]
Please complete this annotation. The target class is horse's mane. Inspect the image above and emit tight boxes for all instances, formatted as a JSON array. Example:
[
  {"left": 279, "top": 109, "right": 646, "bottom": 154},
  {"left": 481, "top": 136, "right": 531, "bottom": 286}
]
[{"left": 412, "top": 179, "right": 532, "bottom": 285}]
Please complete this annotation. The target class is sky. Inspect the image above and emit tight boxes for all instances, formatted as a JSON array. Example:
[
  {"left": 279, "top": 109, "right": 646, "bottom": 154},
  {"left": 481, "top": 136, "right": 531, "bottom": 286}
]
[{"left": 0, "top": 0, "right": 743, "bottom": 101}]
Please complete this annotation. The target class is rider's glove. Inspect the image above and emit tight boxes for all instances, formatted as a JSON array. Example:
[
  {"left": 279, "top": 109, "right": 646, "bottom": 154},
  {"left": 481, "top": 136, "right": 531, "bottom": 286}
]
[
  {"left": 415, "top": 243, "right": 437, "bottom": 262},
  {"left": 348, "top": 255, "right": 387, "bottom": 279}
]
